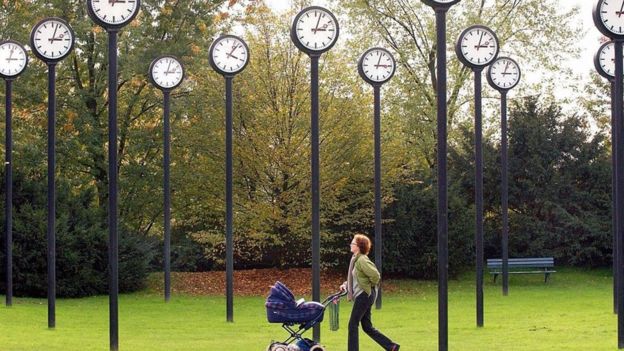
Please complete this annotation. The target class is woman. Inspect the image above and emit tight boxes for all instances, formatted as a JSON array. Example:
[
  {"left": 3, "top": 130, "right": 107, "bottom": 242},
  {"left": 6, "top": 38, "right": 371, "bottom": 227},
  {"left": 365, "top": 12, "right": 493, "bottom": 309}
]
[{"left": 340, "top": 234, "right": 400, "bottom": 351}]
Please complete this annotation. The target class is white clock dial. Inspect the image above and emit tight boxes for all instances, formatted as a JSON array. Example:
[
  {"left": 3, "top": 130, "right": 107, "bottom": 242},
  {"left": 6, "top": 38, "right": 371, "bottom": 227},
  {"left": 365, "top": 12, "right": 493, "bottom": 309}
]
[
  {"left": 150, "top": 56, "right": 184, "bottom": 90},
  {"left": 596, "top": 41, "right": 624, "bottom": 78},
  {"left": 359, "top": 48, "right": 396, "bottom": 84},
  {"left": 209, "top": 36, "right": 249, "bottom": 75},
  {"left": 597, "top": 0, "right": 624, "bottom": 36},
  {"left": 88, "top": 0, "right": 140, "bottom": 26},
  {"left": 487, "top": 57, "right": 520, "bottom": 91},
  {"left": 457, "top": 26, "right": 499, "bottom": 67},
  {"left": 293, "top": 7, "right": 338, "bottom": 52},
  {"left": 31, "top": 19, "right": 74, "bottom": 61},
  {"left": 0, "top": 41, "right": 28, "bottom": 78}
]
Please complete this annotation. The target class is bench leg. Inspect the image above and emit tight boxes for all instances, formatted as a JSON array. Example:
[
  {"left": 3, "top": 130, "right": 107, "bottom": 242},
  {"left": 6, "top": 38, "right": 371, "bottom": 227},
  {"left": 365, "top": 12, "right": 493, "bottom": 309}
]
[
  {"left": 545, "top": 273, "right": 550, "bottom": 283},
  {"left": 493, "top": 274, "right": 498, "bottom": 284}
]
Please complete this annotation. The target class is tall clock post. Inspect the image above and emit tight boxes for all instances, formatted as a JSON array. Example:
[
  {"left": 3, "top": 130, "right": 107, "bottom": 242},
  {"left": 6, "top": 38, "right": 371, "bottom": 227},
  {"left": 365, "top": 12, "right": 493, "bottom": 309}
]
[
  {"left": 456, "top": 24, "right": 500, "bottom": 328},
  {"left": 30, "top": 17, "right": 75, "bottom": 330},
  {"left": 290, "top": 6, "right": 340, "bottom": 342},
  {"left": 86, "top": 1, "right": 141, "bottom": 349},
  {"left": 0, "top": 40, "right": 29, "bottom": 308},
  {"left": 357, "top": 47, "right": 396, "bottom": 310},
  {"left": 595, "top": 41, "right": 619, "bottom": 314},
  {"left": 148, "top": 56, "right": 185, "bottom": 303},
  {"left": 208, "top": 34, "right": 250, "bottom": 323},
  {"left": 487, "top": 57, "right": 521, "bottom": 297},
  {"left": 593, "top": 1, "right": 624, "bottom": 346},
  {"left": 420, "top": 1, "right": 461, "bottom": 349}
]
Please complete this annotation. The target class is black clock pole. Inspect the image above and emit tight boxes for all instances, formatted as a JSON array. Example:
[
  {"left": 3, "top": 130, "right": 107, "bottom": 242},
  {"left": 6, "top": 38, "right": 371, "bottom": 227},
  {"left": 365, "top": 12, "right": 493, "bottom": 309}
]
[
  {"left": 225, "top": 75, "right": 234, "bottom": 323},
  {"left": 610, "top": 79, "right": 619, "bottom": 314},
  {"left": 374, "top": 83, "right": 383, "bottom": 310},
  {"left": 310, "top": 53, "right": 321, "bottom": 343},
  {"left": 615, "top": 38, "right": 624, "bottom": 349},
  {"left": 107, "top": 29, "right": 120, "bottom": 351},
  {"left": 435, "top": 8, "right": 449, "bottom": 351},
  {"left": 474, "top": 67, "right": 485, "bottom": 328},
  {"left": 163, "top": 90, "right": 171, "bottom": 303},
  {"left": 47, "top": 62, "right": 57, "bottom": 329},
  {"left": 612, "top": 79, "right": 619, "bottom": 315},
  {"left": 500, "top": 90, "right": 509, "bottom": 297},
  {"left": 5, "top": 78, "right": 13, "bottom": 307}
]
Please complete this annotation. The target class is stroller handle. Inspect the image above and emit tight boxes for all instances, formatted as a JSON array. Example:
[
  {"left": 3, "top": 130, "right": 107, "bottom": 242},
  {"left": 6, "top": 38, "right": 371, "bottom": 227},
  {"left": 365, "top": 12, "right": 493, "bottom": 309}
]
[{"left": 322, "top": 290, "right": 348, "bottom": 306}]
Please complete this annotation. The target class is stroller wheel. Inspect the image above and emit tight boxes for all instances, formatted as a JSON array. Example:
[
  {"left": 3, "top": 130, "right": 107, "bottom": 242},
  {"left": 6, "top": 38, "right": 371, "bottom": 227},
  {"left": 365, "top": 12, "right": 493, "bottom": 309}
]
[
  {"left": 309, "top": 345, "right": 325, "bottom": 351},
  {"left": 267, "top": 343, "right": 288, "bottom": 351}
]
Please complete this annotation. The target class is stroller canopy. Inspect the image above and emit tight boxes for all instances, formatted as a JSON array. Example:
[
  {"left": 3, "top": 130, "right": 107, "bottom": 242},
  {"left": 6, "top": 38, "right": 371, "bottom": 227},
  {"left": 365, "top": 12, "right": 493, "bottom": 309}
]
[{"left": 266, "top": 281, "right": 325, "bottom": 324}]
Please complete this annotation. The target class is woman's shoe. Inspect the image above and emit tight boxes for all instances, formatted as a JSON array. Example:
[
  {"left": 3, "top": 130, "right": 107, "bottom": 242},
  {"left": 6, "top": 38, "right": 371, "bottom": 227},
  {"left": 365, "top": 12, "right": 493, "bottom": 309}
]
[{"left": 390, "top": 344, "right": 400, "bottom": 351}]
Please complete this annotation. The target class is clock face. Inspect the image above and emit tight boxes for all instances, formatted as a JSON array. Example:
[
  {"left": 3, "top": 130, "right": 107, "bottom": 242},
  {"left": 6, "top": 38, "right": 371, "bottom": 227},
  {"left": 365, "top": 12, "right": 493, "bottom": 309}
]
[
  {"left": 0, "top": 41, "right": 28, "bottom": 78},
  {"left": 87, "top": 0, "right": 141, "bottom": 28},
  {"left": 150, "top": 56, "right": 184, "bottom": 90},
  {"left": 358, "top": 48, "right": 396, "bottom": 85},
  {"left": 595, "top": 0, "right": 624, "bottom": 37},
  {"left": 291, "top": 6, "right": 339, "bottom": 53},
  {"left": 596, "top": 41, "right": 617, "bottom": 78},
  {"left": 487, "top": 57, "right": 521, "bottom": 91},
  {"left": 30, "top": 18, "right": 74, "bottom": 62},
  {"left": 209, "top": 35, "right": 249, "bottom": 75},
  {"left": 456, "top": 25, "right": 499, "bottom": 68}
]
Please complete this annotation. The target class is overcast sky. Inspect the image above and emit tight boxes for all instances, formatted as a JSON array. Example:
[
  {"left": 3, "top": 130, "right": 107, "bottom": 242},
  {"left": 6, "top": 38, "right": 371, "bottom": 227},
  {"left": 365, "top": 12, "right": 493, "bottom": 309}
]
[{"left": 264, "top": 1, "right": 597, "bottom": 96}]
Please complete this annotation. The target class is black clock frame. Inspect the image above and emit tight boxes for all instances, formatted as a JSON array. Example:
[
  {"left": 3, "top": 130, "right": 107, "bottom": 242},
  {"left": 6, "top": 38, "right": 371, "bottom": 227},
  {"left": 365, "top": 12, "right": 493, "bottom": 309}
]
[
  {"left": 455, "top": 25, "right": 500, "bottom": 70},
  {"left": 358, "top": 47, "right": 396, "bottom": 86},
  {"left": 0, "top": 40, "right": 29, "bottom": 79},
  {"left": 594, "top": 0, "right": 624, "bottom": 40},
  {"left": 487, "top": 56, "right": 521, "bottom": 92},
  {"left": 290, "top": 6, "right": 340, "bottom": 56},
  {"left": 421, "top": 0, "right": 461, "bottom": 10},
  {"left": 149, "top": 55, "right": 185, "bottom": 91},
  {"left": 86, "top": 0, "right": 142, "bottom": 31},
  {"left": 595, "top": 41, "right": 616, "bottom": 81},
  {"left": 208, "top": 34, "right": 250, "bottom": 77},
  {"left": 29, "top": 18, "right": 75, "bottom": 64}
]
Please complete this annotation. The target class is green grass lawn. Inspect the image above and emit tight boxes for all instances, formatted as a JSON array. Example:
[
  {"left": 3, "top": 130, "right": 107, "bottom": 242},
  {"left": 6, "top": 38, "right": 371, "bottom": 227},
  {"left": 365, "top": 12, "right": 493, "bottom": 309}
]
[{"left": 0, "top": 268, "right": 620, "bottom": 350}]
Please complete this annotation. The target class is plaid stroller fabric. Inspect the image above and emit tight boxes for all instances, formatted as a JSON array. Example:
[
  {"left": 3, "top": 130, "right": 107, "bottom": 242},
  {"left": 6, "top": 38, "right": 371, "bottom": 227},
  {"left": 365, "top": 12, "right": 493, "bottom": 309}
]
[{"left": 265, "top": 281, "right": 325, "bottom": 324}]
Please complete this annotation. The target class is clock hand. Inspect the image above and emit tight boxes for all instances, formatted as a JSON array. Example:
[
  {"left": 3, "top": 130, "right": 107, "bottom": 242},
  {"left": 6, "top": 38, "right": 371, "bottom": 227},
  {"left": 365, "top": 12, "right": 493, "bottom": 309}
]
[
  {"left": 313, "top": 13, "right": 322, "bottom": 34},
  {"left": 376, "top": 53, "right": 383, "bottom": 67},
  {"left": 50, "top": 23, "right": 59, "bottom": 43},
  {"left": 166, "top": 61, "right": 172, "bottom": 76},
  {"left": 503, "top": 61, "right": 510, "bottom": 75},
  {"left": 476, "top": 32, "right": 484, "bottom": 51},
  {"left": 619, "top": 0, "right": 624, "bottom": 17}
]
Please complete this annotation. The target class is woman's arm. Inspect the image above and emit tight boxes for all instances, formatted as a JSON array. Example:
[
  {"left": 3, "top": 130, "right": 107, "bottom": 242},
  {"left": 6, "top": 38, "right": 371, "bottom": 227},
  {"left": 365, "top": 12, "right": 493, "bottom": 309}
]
[{"left": 358, "top": 257, "right": 381, "bottom": 285}]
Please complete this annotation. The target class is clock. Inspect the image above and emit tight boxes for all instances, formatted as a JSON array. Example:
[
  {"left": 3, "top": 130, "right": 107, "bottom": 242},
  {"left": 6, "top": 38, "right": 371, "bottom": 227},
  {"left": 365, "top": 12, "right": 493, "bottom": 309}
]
[
  {"left": 421, "top": 0, "right": 461, "bottom": 8},
  {"left": 149, "top": 56, "right": 184, "bottom": 91},
  {"left": 87, "top": 0, "right": 141, "bottom": 29},
  {"left": 291, "top": 6, "right": 339, "bottom": 55},
  {"left": 30, "top": 18, "right": 75, "bottom": 63},
  {"left": 594, "top": 0, "right": 624, "bottom": 39},
  {"left": 358, "top": 47, "right": 396, "bottom": 85},
  {"left": 0, "top": 40, "right": 28, "bottom": 79},
  {"left": 455, "top": 25, "right": 499, "bottom": 69},
  {"left": 487, "top": 57, "right": 521, "bottom": 92},
  {"left": 594, "top": 41, "right": 621, "bottom": 80},
  {"left": 208, "top": 35, "right": 250, "bottom": 76}
]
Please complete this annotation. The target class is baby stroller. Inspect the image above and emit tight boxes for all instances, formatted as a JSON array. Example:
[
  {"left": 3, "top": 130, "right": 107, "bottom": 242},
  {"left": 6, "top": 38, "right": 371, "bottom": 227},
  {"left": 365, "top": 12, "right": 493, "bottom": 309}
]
[{"left": 265, "top": 281, "right": 347, "bottom": 351}]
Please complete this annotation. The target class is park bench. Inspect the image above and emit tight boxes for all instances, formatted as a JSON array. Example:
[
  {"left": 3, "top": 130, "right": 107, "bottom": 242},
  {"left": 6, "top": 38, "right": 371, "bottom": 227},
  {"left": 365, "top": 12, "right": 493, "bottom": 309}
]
[{"left": 486, "top": 257, "right": 555, "bottom": 283}]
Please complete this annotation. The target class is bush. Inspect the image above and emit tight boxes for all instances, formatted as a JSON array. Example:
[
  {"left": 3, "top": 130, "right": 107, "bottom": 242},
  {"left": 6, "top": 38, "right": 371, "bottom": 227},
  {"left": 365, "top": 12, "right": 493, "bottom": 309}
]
[{"left": 0, "top": 171, "right": 156, "bottom": 298}]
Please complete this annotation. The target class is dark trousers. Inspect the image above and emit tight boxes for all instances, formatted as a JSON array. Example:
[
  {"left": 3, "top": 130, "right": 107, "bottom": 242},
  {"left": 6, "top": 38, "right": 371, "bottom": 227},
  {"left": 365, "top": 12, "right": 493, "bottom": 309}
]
[{"left": 348, "top": 289, "right": 395, "bottom": 351}]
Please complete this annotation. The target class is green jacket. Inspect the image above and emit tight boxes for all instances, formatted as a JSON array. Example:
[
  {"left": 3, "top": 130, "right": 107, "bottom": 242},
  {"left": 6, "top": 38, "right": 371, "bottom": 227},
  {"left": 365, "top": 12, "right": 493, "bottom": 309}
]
[{"left": 353, "top": 254, "right": 381, "bottom": 296}]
